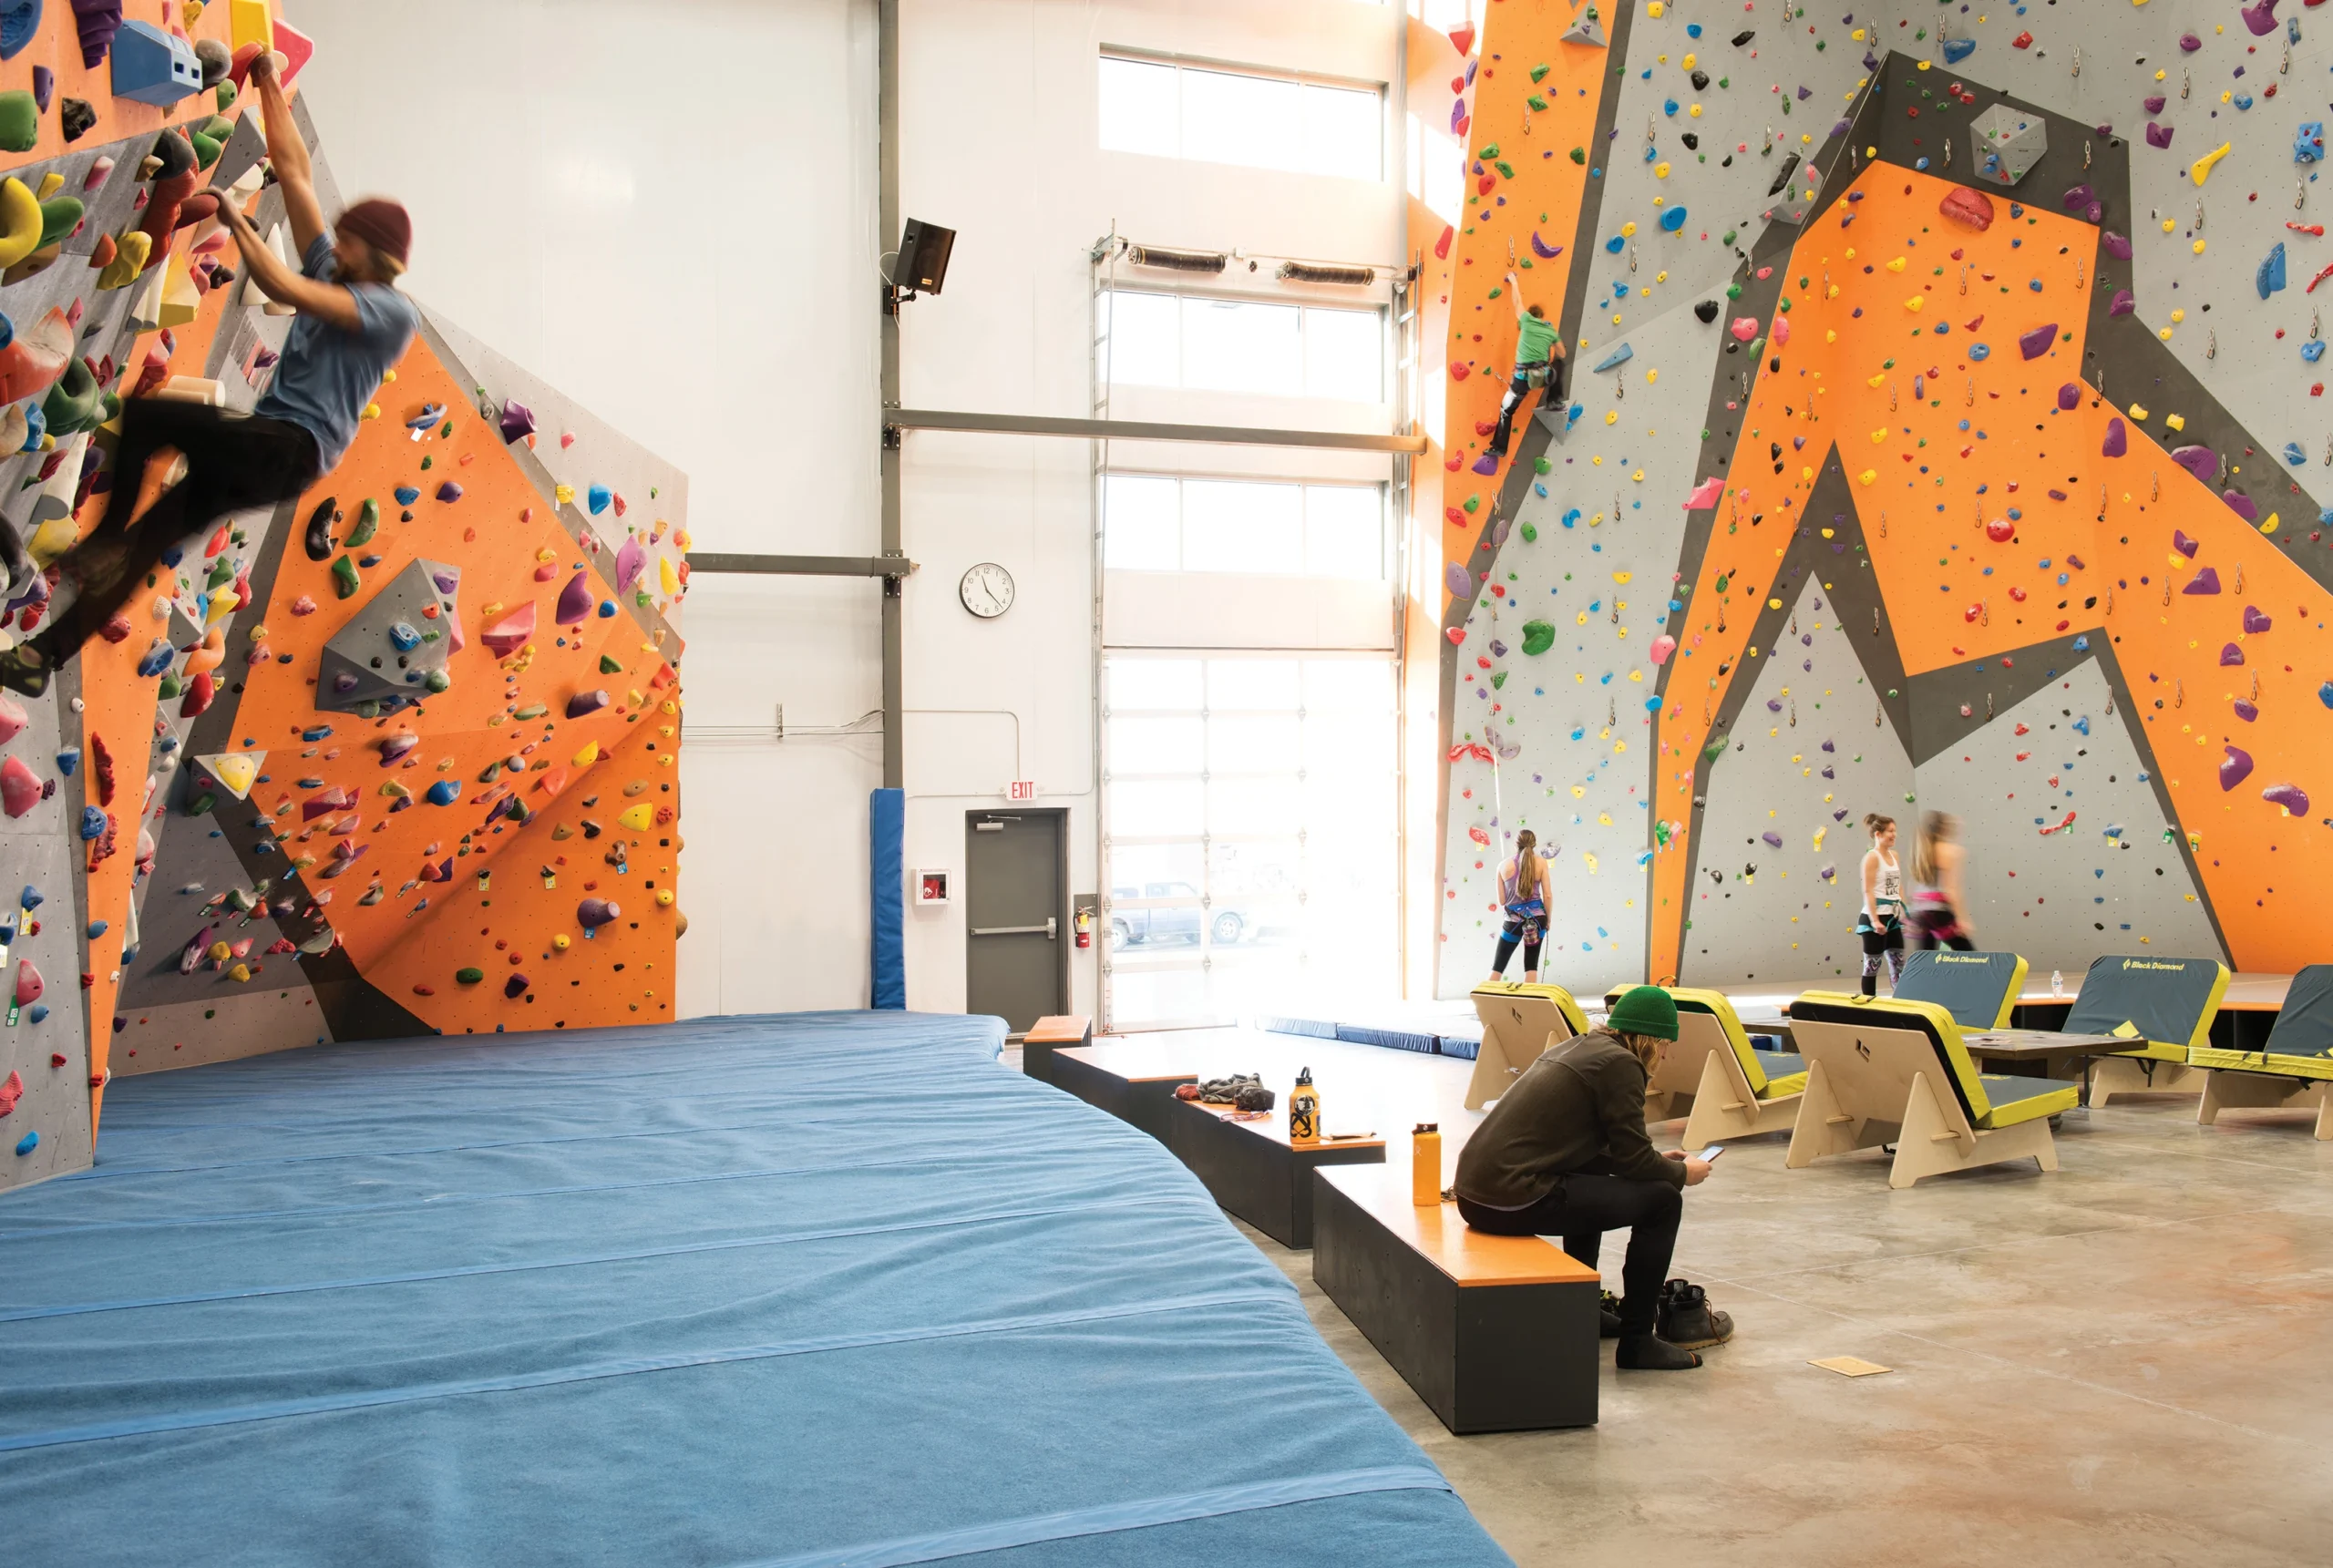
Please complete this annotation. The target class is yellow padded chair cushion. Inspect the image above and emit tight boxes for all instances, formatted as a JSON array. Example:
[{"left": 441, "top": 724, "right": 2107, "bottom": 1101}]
[{"left": 1474, "top": 980, "right": 1590, "bottom": 1038}]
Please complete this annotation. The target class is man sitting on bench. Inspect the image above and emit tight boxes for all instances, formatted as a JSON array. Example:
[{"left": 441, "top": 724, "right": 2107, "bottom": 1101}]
[{"left": 1454, "top": 986, "right": 1731, "bottom": 1370}]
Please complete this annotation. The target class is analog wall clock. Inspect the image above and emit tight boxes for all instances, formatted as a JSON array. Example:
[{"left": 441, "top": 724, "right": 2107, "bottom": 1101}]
[{"left": 960, "top": 562, "right": 1015, "bottom": 619}]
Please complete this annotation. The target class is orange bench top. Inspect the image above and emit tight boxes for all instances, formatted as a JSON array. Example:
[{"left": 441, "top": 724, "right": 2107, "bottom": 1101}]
[
  {"left": 1024, "top": 1014, "right": 1092, "bottom": 1043},
  {"left": 1053, "top": 1042, "right": 1200, "bottom": 1084},
  {"left": 1318, "top": 1165, "right": 1599, "bottom": 1288}
]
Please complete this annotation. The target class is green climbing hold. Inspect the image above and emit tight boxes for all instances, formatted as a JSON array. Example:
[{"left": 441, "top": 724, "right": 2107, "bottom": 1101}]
[
  {"left": 440, "top": 420, "right": 454, "bottom": 438},
  {"left": 189, "top": 130, "right": 221, "bottom": 168},
  {"left": 1568, "top": 146, "right": 1586, "bottom": 164},
  {"left": 41, "top": 354, "right": 102, "bottom": 434},
  {"left": 1475, "top": 143, "right": 1501, "bottom": 159},
  {"left": 456, "top": 968, "right": 485, "bottom": 985},
  {"left": 205, "top": 557, "right": 234, "bottom": 589},
  {"left": 1725, "top": 282, "right": 1742, "bottom": 299},
  {"left": 1487, "top": 285, "right": 1504, "bottom": 299},
  {"left": 186, "top": 791, "right": 216, "bottom": 816},
  {"left": 419, "top": 455, "right": 433, "bottom": 470},
  {"left": 425, "top": 669, "right": 451, "bottom": 693},
  {"left": 1520, "top": 620, "right": 1557, "bottom": 656},
  {"left": 1530, "top": 62, "right": 1550, "bottom": 83},
  {"left": 1777, "top": 297, "right": 1793, "bottom": 313},
  {"left": 344, "top": 498, "right": 380, "bottom": 548},
  {"left": 332, "top": 556, "right": 361, "bottom": 599},
  {"left": 1520, "top": 522, "right": 1538, "bottom": 543},
  {"left": 1721, "top": 230, "right": 1738, "bottom": 246},
  {"left": 1534, "top": 456, "right": 1552, "bottom": 475},
  {"left": 1463, "top": 496, "right": 1481, "bottom": 513},
  {"left": 158, "top": 671, "right": 181, "bottom": 699},
  {"left": 1526, "top": 95, "right": 1547, "bottom": 112},
  {"left": 1703, "top": 734, "right": 1730, "bottom": 762},
  {"left": 216, "top": 81, "right": 236, "bottom": 113},
  {"left": 478, "top": 762, "right": 503, "bottom": 784},
  {"left": 1491, "top": 671, "right": 1507, "bottom": 690},
  {"left": 36, "top": 196, "right": 81, "bottom": 251},
  {"left": 0, "top": 91, "right": 35, "bottom": 155},
  {"left": 1494, "top": 160, "right": 1515, "bottom": 179},
  {"left": 599, "top": 654, "right": 623, "bottom": 674},
  {"left": 514, "top": 703, "right": 548, "bottom": 720}
]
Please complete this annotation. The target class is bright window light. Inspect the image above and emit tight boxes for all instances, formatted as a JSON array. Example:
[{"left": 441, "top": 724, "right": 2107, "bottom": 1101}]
[
  {"left": 1103, "top": 290, "right": 1384, "bottom": 403},
  {"left": 1104, "top": 475, "right": 1386, "bottom": 580},
  {"left": 1182, "top": 298, "right": 1301, "bottom": 395},
  {"left": 1304, "top": 306, "right": 1383, "bottom": 399},
  {"left": 1101, "top": 475, "right": 1182, "bottom": 570},
  {"left": 1183, "top": 479, "right": 1302, "bottom": 574},
  {"left": 1099, "top": 54, "right": 1382, "bottom": 181}
]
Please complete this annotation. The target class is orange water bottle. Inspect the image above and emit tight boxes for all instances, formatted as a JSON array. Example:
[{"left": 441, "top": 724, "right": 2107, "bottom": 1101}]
[
  {"left": 1289, "top": 1067, "right": 1321, "bottom": 1145},
  {"left": 1412, "top": 1123, "right": 1443, "bottom": 1205}
]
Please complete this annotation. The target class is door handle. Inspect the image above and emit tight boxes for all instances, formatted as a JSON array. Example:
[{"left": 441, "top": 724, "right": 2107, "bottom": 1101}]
[{"left": 971, "top": 919, "right": 1058, "bottom": 938}]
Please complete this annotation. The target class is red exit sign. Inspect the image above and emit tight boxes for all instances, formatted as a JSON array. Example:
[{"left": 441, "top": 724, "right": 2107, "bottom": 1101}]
[{"left": 1007, "top": 780, "right": 1038, "bottom": 802}]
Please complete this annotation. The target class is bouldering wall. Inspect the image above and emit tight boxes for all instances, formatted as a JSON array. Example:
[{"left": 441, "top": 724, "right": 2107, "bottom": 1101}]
[
  {"left": 0, "top": 2, "right": 688, "bottom": 1189},
  {"left": 1431, "top": 1, "right": 2333, "bottom": 994}
]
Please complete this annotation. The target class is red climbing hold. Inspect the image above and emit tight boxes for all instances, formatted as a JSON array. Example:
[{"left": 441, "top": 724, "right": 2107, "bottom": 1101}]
[{"left": 0, "top": 1069, "right": 19, "bottom": 1115}]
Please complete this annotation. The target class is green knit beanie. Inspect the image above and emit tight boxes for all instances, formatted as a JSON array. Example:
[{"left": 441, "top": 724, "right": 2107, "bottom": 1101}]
[{"left": 1607, "top": 985, "right": 1680, "bottom": 1041}]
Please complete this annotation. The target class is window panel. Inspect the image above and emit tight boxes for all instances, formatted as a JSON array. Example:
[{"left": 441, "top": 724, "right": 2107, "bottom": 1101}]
[
  {"left": 1107, "top": 657, "right": 1205, "bottom": 711},
  {"left": 1304, "top": 307, "right": 1383, "bottom": 400},
  {"left": 1103, "top": 291, "right": 1180, "bottom": 388},
  {"left": 1102, "top": 474, "right": 1182, "bottom": 570},
  {"left": 1181, "top": 68, "right": 1303, "bottom": 169},
  {"left": 1209, "top": 713, "right": 1304, "bottom": 774},
  {"left": 1210, "top": 776, "right": 1304, "bottom": 835},
  {"left": 1108, "top": 778, "right": 1206, "bottom": 837},
  {"left": 1208, "top": 659, "right": 1302, "bottom": 710},
  {"left": 1302, "top": 83, "right": 1382, "bottom": 179},
  {"left": 1303, "top": 485, "right": 1384, "bottom": 579},
  {"left": 1181, "top": 478, "right": 1302, "bottom": 574},
  {"left": 1107, "top": 715, "right": 1206, "bottom": 774},
  {"left": 1302, "top": 657, "right": 1395, "bottom": 711},
  {"left": 1097, "top": 57, "right": 1179, "bottom": 157},
  {"left": 1180, "top": 297, "right": 1302, "bottom": 395}
]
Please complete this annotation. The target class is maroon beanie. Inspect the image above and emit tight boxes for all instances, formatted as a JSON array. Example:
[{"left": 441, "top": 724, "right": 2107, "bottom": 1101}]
[{"left": 336, "top": 198, "right": 411, "bottom": 267}]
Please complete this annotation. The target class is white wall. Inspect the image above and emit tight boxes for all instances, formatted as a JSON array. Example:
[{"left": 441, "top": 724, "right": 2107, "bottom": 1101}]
[
  {"left": 895, "top": 0, "right": 1405, "bottom": 1021},
  {"left": 293, "top": 0, "right": 885, "bottom": 1015},
  {"left": 293, "top": 0, "right": 1402, "bottom": 1022}
]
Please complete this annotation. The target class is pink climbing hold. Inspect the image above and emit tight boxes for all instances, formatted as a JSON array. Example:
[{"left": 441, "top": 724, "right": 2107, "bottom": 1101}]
[
  {"left": 272, "top": 17, "right": 316, "bottom": 84},
  {"left": 0, "top": 693, "right": 24, "bottom": 745},
  {"left": 1730, "top": 317, "right": 1761, "bottom": 343},
  {"left": 1772, "top": 315, "right": 1791, "bottom": 347},
  {"left": 2220, "top": 745, "right": 2256, "bottom": 792},
  {"left": 2017, "top": 323, "right": 2059, "bottom": 360},
  {"left": 2263, "top": 783, "right": 2311, "bottom": 816},
  {"left": 615, "top": 536, "right": 647, "bottom": 593},
  {"left": 0, "top": 1069, "right": 18, "bottom": 1114},
  {"left": 560, "top": 431, "right": 577, "bottom": 449},
  {"left": 2100, "top": 231, "right": 2133, "bottom": 261},
  {"left": 578, "top": 897, "right": 621, "bottom": 929},
  {"left": 554, "top": 572, "right": 593, "bottom": 625},
  {"left": 1650, "top": 634, "right": 1677, "bottom": 665},
  {"left": 481, "top": 601, "right": 538, "bottom": 655},
  {"left": 2101, "top": 417, "right": 2127, "bottom": 458},
  {"left": 0, "top": 754, "right": 38, "bottom": 817},
  {"left": 1683, "top": 476, "right": 1725, "bottom": 509},
  {"left": 14, "top": 959, "right": 40, "bottom": 1007}
]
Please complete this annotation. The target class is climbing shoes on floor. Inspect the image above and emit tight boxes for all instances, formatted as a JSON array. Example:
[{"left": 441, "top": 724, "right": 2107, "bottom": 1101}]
[
  {"left": 1598, "top": 1288, "right": 1623, "bottom": 1339},
  {"left": 1655, "top": 1277, "right": 1735, "bottom": 1351}
]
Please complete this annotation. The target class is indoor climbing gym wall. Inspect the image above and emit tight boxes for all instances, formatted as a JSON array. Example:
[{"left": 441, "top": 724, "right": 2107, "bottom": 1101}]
[
  {"left": 1430, "top": 0, "right": 2333, "bottom": 995},
  {"left": 0, "top": 1, "right": 689, "bottom": 1190}
]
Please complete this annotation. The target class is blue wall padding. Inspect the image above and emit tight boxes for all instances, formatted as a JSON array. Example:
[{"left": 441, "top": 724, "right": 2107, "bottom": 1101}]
[
  {"left": 0, "top": 1013, "right": 1505, "bottom": 1563},
  {"left": 869, "top": 786, "right": 905, "bottom": 1009}
]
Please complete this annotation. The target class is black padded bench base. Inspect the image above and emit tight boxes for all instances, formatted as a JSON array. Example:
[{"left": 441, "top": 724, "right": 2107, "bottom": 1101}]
[
  {"left": 1048, "top": 1045, "right": 1194, "bottom": 1143},
  {"left": 1166, "top": 1098, "right": 1383, "bottom": 1248}
]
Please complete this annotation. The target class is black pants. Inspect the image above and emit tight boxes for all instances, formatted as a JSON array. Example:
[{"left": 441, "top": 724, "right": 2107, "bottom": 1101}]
[
  {"left": 24, "top": 399, "right": 318, "bottom": 665},
  {"left": 1914, "top": 907, "right": 1975, "bottom": 952},
  {"left": 1490, "top": 931, "right": 1542, "bottom": 975},
  {"left": 1459, "top": 1173, "right": 1681, "bottom": 1334},
  {"left": 1489, "top": 358, "right": 1566, "bottom": 456},
  {"left": 1859, "top": 920, "right": 1905, "bottom": 995}
]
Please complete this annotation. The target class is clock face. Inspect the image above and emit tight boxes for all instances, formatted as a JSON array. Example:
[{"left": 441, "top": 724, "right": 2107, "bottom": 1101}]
[{"left": 960, "top": 562, "right": 1015, "bottom": 619}]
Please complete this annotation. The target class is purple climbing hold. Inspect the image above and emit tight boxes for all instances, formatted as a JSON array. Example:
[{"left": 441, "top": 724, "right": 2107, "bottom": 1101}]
[
  {"left": 2143, "top": 96, "right": 2166, "bottom": 116},
  {"left": 2101, "top": 231, "right": 2133, "bottom": 261},
  {"left": 2172, "top": 528, "right": 2199, "bottom": 557},
  {"left": 379, "top": 733, "right": 418, "bottom": 766},
  {"left": 2220, "top": 745, "right": 2254, "bottom": 791},
  {"left": 2018, "top": 323, "right": 2058, "bottom": 360},
  {"left": 2244, "top": 605, "right": 2273, "bottom": 634},
  {"left": 2057, "top": 383, "right": 2081, "bottom": 411},
  {"left": 1762, "top": 830, "right": 1783, "bottom": 847},
  {"left": 498, "top": 399, "right": 536, "bottom": 444},
  {"left": 69, "top": 0, "right": 120, "bottom": 69},
  {"left": 1471, "top": 451, "right": 1500, "bottom": 476},
  {"left": 564, "top": 689, "right": 609, "bottom": 720},
  {"left": 2223, "top": 490, "right": 2259, "bottom": 523},
  {"left": 1530, "top": 231, "right": 1562, "bottom": 260},
  {"left": 554, "top": 570, "right": 593, "bottom": 625},
  {"left": 2220, "top": 642, "right": 2246, "bottom": 667},
  {"left": 2061, "top": 184, "right": 2095, "bottom": 211},
  {"left": 2178, "top": 31, "right": 2203, "bottom": 52},
  {"left": 31, "top": 65, "right": 50, "bottom": 111},
  {"left": 504, "top": 973, "right": 529, "bottom": 999},
  {"left": 2170, "top": 445, "right": 2217, "bottom": 483},
  {"left": 1446, "top": 562, "right": 1475, "bottom": 599},
  {"left": 2240, "top": 0, "right": 2278, "bottom": 37},
  {"left": 2108, "top": 289, "right": 2136, "bottom": 317},
  {"left": 2146, "top": 122, "right": 2174, "bottom": 149},
  {"left": 1766, "top": 698, "right": 1783, "bottom": 713},
  {"left": 615, "top": 535, "right": 647, "bottom": 593},
  {"left": 2263, "top": 784, "right": 2311, "bottom": 816},
  {"left": 435, "top": 482, "right": 464, "bottom": 503},
  {"left": 2234, "top": 699, "right": 2260, "bottom": 722},
  {"left": 2184, "top": 566, "right": 2222, "bottom": 595},
  {"left": 578, "top": 897, "right": 621, "bottom": 929},
  {"left": 2102, "top": 417, "right": 2127, "bottom": 457}
]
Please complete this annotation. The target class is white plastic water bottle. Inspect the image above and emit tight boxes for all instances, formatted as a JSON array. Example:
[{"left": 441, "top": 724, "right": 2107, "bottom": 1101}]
[{"left": 2051, "top": 969, "right": 2064, "bottom": 999}]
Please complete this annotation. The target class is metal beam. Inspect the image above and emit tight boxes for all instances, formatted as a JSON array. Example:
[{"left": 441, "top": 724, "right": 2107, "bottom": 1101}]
[
  {"left": 690, "top": 553, "right": 912, "bottom": 579},
  {"left": 889, "top": 407, "right": 1428, "bottom": 455},
  {"left": 878, "top": 0, "right": 904, "bottom": 791}
]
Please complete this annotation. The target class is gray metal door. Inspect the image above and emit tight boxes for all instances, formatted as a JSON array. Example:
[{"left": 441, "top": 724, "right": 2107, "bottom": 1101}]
[{"left": 966, "top": 809, "right": 1066, "bottom": 1033}]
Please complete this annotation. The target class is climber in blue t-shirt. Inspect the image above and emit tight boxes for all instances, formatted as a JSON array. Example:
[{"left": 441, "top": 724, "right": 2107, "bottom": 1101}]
[{"left": 1, "top": 51, "right": 416, "bottom": 695}]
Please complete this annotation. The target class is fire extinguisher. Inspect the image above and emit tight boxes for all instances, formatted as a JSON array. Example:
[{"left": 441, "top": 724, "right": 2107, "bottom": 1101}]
[{"left": 1074, "top": 907, "right": 1094, "bottom": 949}]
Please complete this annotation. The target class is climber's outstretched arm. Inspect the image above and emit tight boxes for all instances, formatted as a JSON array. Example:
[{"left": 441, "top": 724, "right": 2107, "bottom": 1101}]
[
  {"left": 218, "top": 198, "right": 362, "bottom": 333},
  {"left": 249, "top": 52, "right": 324, "bottom": 259}
]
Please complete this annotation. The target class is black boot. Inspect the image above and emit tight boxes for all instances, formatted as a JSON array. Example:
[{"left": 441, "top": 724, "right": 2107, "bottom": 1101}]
[
  {"left": 1657, "top": 1277, "right": 1734, "bottom": 1349},
  {"left": 1617, "top": 1333, "right": 1701, "bottom": 1370}
]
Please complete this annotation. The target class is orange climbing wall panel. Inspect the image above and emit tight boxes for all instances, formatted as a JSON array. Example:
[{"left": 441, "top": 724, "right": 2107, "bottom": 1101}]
[{"left": 1646, "top": 166, "right": 2330, "bottom": 979}]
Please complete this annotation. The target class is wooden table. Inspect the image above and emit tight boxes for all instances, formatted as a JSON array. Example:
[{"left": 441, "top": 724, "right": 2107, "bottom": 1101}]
[
  {"left": 1166, "top": 1097, "right": 1383, "bottom": 1248},
  {"left": 1018, "top": 1014, "right": 1093, "bottom": 1085},
  {"left": 1961, "top": 1029, "right": 2142, "bottom": 1106},
  {"left": 1313, "top": 1165, "right": 1602, "bottom": 1432}
]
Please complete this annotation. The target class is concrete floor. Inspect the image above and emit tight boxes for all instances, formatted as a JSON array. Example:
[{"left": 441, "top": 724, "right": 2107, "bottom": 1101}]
[{"left": 1069, "top": 1029, "right": 2333, "bottom": 1566}]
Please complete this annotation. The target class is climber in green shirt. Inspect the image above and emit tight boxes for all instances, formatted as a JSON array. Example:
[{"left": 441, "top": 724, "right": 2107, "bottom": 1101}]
[{"left": 1486, "top": 270, "right": 1567, "bottom": 462}]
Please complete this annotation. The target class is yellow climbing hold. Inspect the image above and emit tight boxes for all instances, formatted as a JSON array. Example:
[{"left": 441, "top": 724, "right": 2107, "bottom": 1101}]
[
  {"left": 572, "top": 741, "right": 601, "bottom": 767},
  {"left": 618, "top": 803, "right": 655, "bottom": 831},
  {"left": 2261, "top": 513, "right": 2281, "bottom": 535},
  {"left": 1620, "top": 221, "right": 1638, "bottom": 237},
  {"left": 1857, "top": 469, "right": 1877, "bottom": 486},
  {"left": 2164, "top": 413, "right": 2185, "bottom": 432},
  {"left": 2191, "top": 241, "right": 2206, "bottom": 255},
  {"left": 1870, "top": 427, "right": 1889, "bottom": 443},
  {"left": 33, "top": 171, "right": 60, "bottom": 200},
  {"left": 1886, "top": 256, "right": 1907, "bottom": 272},
  {"left": 659, "top": 556, "right": 680, "bottom": 595},
  {"left": 2169, "top": 309, "right": 2184, "bottom": 323},
  {"left": 1655, "top": 161, "right": 1671, "bottom": 179},
  {"left": 2128, "top": 403, "right": 2149, "bottom": 420},
  {"left": 1904, "top": 295, "right": 1924, "bottom": 312},
  {"left": 555, "top": 484, "right": 576, "bottom": 506},
  {"left": 206, "top": 753, "right": 259, "bottom": 796},
  {"left": 2191, "top": 141, "right": 2232, "bottom": 185}
]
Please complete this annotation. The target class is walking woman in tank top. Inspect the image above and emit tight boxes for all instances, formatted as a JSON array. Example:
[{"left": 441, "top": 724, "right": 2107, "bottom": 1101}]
[
  {"left": 1855, "top": 814, "right": 1906, "bottom": 996},
  {"left": 1910, "top": 811, "right": 1977, "bottom": 950},
  {"left": 1485, "top": 829, "right": 1553, "bottom": 984}
]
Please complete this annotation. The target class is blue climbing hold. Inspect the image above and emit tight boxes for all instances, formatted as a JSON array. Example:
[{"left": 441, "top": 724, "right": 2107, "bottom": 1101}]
[
  {"left": 2259, "top": 241, "right": 2287, "bottom": 300},
  {"left": 426, "top": 779, "right": 461, "bottom": 806},
  {"left": 2307, "top": 340, "right": 2328, "bottom": 363},
  {"left": 26, "top": 1002, "right": 45, "bottom": 1023},
  {"left": 14, "top": 1131, "right": 34, "bottom": 1156},
  {"left": 2321, "top": 681, "right": 2333, "bottom": 708},
  {"left": 2299, "top": 121, "right": 2326, "bottom": 164},
  {"left": 588, "top": 484, "right": 612, "bottom": 515},
  {"left": 597, "top": 600, "right": 617, "bottom": 618},
  {"left": 136, "top": 637, "right": 173, "bottom": 677},
  {"left": 2286, "top": 442, "right": 2308, "bottom": 466},
  {"left": 0, "top": 1, "right": 39, "bottom": 64},
  {"left": 388, "top": 621, "right": 422, "bottom": 651},
  {"left": 54, "top": 745, "right": 77, "bottom": 774},
  {"left": 18, "top": 885, "right": 38, "bottom": 909},
  {"left": 2072, "top": 635, "right": 2090, "bottom": 652},
  {"left": 85, "top": 918, "right": 105, "bottom": 938},
  {"left": 1660, "top": 205, "right": 1687, "bottom": 232},
  {"left": 2072, "top": 715, "right": 2091, "bottom": 735},
  {"left": 1968, "top": 343, "right": 1991, "bottom": 360},
  {"left": 1942, "top": 36, "right": 1976, "bottom": 63},
  {"left": 1592, "top": 342, "right": 1635, "bottom": 373},
  {"left": 77, "top": 805, "right": 103, "bottom": 839},
  {"left": 1604, "top": 234, "right": 1626, "bottom": 253},
  {"left": 394, "top": 486, "right": 421, "bottom": 506}
]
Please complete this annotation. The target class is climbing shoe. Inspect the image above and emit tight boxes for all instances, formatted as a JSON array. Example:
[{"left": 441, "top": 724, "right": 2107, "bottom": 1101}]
[
  {"left": 1616, "top": 1333, "right": 1701, "bottom": 1370},
  {"left": 1656, "top": 1277, "right": 1734, "bottom": 1350},
  {"left": 0, "top": 641, "right": 48, "bottom": 697},
  {"left": 1598, "top": 1288, "right": 1623, "bottom": 1339}
]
